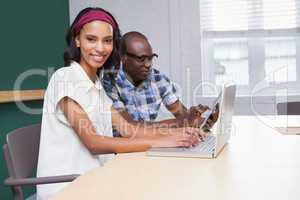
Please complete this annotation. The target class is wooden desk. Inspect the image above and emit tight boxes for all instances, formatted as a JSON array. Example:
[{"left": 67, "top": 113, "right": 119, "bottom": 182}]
[{"left": 51, "top": 116, "right": 300, "bottom": 200}]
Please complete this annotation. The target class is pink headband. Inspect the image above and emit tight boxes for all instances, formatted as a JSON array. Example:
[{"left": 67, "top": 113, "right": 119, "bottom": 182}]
[{"left": 73, "top": 10, "right": 117, "bottom": 34}]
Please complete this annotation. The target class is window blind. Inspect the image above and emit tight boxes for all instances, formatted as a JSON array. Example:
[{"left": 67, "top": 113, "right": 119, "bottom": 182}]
[
  {"left": 200, "top": 0, "right": 299, "bottom": 31},
  {"left": 199, "top": 0, "right": 300, "bottom": 97}
]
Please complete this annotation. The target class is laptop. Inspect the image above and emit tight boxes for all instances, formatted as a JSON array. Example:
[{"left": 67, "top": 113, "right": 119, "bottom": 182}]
[{"left": 147, "top": 83, "right": 236, "bottom": 158}]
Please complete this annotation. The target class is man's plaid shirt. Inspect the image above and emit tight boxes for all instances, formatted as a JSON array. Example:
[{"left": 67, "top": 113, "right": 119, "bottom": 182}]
[{"left": 102, "top": 66, "right": 179, "bottom": 121}]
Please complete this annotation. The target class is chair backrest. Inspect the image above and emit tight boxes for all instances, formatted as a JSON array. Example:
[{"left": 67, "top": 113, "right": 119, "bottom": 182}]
[
  {"left": 277, "top": 102, "right": 300, "bottom": 115},
  {"left": 6, "top": 123, "right": 41, "bottom": 179}
]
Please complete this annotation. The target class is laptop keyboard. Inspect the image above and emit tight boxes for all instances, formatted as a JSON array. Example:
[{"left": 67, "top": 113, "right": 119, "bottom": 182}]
[{"left": 182, "top": 134, "right": 216, "bottom": 153}]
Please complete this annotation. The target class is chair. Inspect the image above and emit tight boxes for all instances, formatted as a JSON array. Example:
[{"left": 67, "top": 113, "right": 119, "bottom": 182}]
[
  {"left": 3, "top": 123, "right": 79, "bottom": 200},
  {"left": 277, "top": 102, "right": 300, "bottom": 115}
]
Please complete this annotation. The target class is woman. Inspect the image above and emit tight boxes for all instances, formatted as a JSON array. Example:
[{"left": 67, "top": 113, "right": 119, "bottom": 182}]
[{"left": 37, "top": 7, "right": 204, "bottom": 199}]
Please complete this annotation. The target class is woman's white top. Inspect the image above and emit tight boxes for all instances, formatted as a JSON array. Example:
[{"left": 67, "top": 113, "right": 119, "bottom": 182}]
[{"left": 37, "top": 62, "right": 114, "bottom": 200}]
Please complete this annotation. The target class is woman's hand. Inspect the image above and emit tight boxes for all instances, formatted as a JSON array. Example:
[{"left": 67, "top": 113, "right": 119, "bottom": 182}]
[{"left": 150, "top": 127, "right": 207, "bottom": 148}]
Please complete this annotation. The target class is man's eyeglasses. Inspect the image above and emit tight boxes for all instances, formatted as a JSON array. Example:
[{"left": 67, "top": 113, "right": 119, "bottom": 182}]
[{"left": 125, "top": 52, "right": 158, "bottom": 64}]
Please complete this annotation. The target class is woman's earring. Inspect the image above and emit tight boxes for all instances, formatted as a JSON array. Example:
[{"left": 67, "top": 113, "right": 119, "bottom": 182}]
[{"left": 75, "top": 37, "right": 80, "bottom": 47}]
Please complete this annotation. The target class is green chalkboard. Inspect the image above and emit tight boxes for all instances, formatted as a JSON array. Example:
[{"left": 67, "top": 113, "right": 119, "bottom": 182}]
[
  {"left": 0, "top": 0, "right": 70, "bottom": 91},
  {"left": 0, "top": 0, "right": 70, "bottom": 199}
]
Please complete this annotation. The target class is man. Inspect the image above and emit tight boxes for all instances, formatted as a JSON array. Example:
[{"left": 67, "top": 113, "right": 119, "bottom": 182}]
[{"left": 103, "top": 31, "right": 216, "bottom": 129}]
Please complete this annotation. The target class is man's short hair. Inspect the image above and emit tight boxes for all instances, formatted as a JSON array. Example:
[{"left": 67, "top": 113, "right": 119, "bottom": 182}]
[{"left": 120, "top": 31, "right": 148, "bottom": 56}]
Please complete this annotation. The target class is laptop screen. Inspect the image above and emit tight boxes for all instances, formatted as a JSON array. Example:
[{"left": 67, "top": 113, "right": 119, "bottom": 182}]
[{"left": 199, "top": 92, "right": 222, "bottom": 129}]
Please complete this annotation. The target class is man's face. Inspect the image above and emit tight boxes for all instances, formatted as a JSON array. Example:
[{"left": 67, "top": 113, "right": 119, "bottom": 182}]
[{"left": 122, "top": 37, "right": 154, "bottom": 84}]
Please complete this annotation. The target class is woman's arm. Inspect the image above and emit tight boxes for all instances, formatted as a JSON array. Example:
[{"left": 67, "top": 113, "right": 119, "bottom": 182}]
[
  {"left": 111, "top": 107, "right": 207, "bottom": 139},
  {"left": 59, "top": 97, "right": 200, "bottom": 155}
]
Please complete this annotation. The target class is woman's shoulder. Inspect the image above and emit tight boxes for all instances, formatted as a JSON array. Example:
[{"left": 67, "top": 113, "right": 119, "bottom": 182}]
[
  {"left": 44, "top": 63, "right": 80, "bottom": 102},
  {"left": 48, "top": 62, "right": 79, "bottom": 83}
]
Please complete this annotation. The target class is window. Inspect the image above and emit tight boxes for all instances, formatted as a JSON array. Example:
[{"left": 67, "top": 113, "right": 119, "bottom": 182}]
[{"left": 200, "top": 0, "right": 300, "bottom": 96}]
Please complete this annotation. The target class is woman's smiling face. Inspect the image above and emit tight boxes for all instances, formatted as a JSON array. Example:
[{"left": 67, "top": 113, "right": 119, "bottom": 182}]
[{"left": 75, "top": 20, "right": 113, "bottom": 71}]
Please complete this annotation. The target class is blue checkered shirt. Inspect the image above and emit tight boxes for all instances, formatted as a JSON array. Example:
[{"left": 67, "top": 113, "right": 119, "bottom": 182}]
[{"left": 102, "top": 66, "right": 178, "bottom": 121}]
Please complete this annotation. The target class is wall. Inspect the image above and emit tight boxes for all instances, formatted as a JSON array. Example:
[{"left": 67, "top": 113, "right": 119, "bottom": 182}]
[
  {"left": 69, "top": 0, "right": 202, "bottom": 118},
  {"left": 0, "top": 0, "right": 69, "bottom": 199},
  {"left": 69, "top": 0, "right": 300, "bottom": 116}
]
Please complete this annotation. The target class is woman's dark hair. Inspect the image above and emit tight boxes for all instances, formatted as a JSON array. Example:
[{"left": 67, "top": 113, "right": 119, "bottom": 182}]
[{"left": 63, "top": 7, "right": 121, "bottom": 74}]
